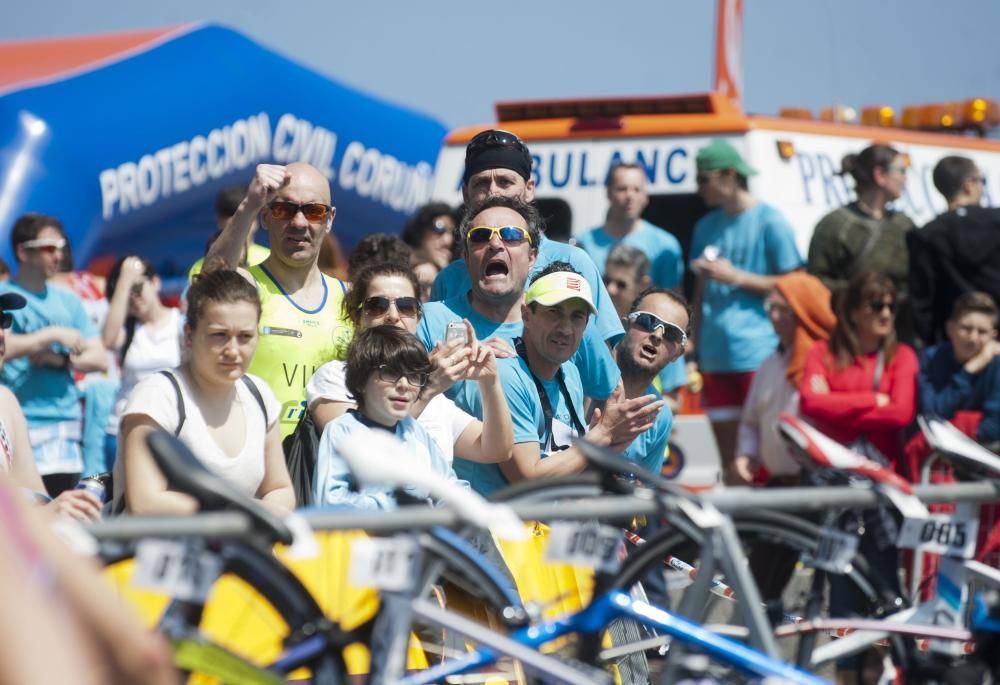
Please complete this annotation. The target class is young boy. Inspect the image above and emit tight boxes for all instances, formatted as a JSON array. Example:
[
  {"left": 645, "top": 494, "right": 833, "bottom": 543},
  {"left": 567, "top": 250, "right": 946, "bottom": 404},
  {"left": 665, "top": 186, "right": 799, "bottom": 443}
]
[{"left": 313, "top": 325, "right": 468, "bottom": 508}]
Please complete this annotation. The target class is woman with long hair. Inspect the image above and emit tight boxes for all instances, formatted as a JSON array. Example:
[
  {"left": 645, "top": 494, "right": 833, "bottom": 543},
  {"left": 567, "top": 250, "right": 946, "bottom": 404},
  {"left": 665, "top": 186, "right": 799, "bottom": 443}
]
[
  {"left": 799, "top": 271, "right": 918, "bottom": 684},
  {"left": 102, "top": 256, "right": 182, "bottom": 470},
  {"left": 114, "top": 269, "right": 294, "bottom": 515}
]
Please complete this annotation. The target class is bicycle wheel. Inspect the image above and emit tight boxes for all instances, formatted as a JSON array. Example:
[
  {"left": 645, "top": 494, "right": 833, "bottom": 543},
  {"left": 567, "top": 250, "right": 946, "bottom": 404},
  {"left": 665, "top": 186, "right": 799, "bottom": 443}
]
[
  {"left": 103, "top": 537, "right": 351, "bottom": 685},
  {"left": 491, "top": 475, "right": 652, "bottom": 685},
  {"left": 367, "top": 526, "right": 533, "bottom": 684},
  {"left": 608, "top": 509, "right": 907, "bottom": 680}
]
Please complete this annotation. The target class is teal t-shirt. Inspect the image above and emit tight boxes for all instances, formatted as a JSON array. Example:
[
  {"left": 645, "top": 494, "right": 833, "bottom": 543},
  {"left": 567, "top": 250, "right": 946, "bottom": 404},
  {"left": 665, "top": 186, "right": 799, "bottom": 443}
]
[
  {"left": 416, "top": 293, "right": 620, "bottom": 403},
  {"left": 622, "top": 384, "right": 674, "bottom": 475},
  {"left": 454, "top": 356, "right": 585, "bottom": 496},
  {"left": 689, "top": 203, "right": 801, "bottom": 372},
  {"left": 575, "top": 219, "right": 684, "bottom": 289},
  {"left": 1, "top": 282, "right": 95, "bottom": 426}
]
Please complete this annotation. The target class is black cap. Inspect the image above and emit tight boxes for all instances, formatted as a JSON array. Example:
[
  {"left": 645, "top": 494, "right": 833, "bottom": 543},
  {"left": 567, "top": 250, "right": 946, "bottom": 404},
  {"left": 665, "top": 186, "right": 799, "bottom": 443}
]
[
  {"left": 0, "top": 292, "right": 26, "bottom": 311},
  {"left": 463, "top": 129, "right": 532, "bottom": 184}
]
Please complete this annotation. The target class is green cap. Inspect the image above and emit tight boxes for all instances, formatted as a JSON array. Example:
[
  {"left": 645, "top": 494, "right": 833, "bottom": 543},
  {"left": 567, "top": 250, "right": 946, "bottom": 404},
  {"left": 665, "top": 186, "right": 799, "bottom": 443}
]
[{"left": 696, "top": 139, "right": 757, "bottom": 177}]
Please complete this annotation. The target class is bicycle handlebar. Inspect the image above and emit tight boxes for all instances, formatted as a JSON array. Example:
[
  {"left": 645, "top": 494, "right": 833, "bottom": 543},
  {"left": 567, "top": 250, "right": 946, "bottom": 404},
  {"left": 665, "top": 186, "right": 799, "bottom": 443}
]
[{"left": 337, "top": 431, "right": 527, "bottom": 540}]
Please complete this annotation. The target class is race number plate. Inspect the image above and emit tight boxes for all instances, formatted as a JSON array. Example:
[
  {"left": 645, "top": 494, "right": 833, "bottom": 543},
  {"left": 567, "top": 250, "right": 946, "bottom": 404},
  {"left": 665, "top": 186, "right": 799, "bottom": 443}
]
[
  {"left": 897, "top": 514, "right": 978, "bottom": 559},
  {"left": 545, "top": 521, "right": 624, "bottom": 574},
  {"left": 801, "top": 527, "right": 859, "bottom": 575},
  {"left": 349, "top": 536, "right": 419, "bottom": 592},
  {"left": 132, "top": 539, "right": 223, "bottom": 603}
]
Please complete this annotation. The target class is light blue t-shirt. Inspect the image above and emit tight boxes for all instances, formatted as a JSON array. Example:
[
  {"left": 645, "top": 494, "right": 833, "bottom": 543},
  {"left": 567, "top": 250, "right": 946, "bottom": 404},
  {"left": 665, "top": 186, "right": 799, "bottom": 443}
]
[
  {"left": 416, "top": 292, "right": 620, "bottom": 403},
  {"left": 658, "top": 357, "right": 689, "bottom": 394},
  {"left": 575, "top": 219, "right": 684, "bottom": 289},
  {"left": 430, "top": 235, "right": 625, "bottom": 345},
  {"left": 455, "top": 356, "right": 585, "bottom": 496},
  {"left": 0, "top": 282, "right": 96, "bottom": 426},
  {"left": 313, "top": 411, "right": 467, "bottom": 509},
  {"left": 623, "top": 384, "right": 674, "bottom": 475},
  {"left": 689, "top": 203, "right": 802, "bottom": 373}
]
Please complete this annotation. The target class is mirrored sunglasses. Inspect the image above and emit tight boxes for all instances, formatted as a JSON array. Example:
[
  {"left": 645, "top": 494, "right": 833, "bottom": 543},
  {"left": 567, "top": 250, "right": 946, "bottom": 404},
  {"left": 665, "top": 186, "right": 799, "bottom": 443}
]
[
  {"left": 628, "top": 311, "right": 687, "bottom": 345},
  {"left": 465, "top": 225, "right": 532, "bottom": 246},
  {"left": 267, "top": 201, "right": 332, "bottom": 222}
]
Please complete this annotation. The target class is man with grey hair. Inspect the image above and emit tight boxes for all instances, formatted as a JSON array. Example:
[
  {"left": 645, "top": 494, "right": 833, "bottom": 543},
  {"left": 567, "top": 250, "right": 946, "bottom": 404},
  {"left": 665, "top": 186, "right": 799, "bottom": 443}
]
[{"left": 604, "top": 244, "right": 651, "bottom": 319}]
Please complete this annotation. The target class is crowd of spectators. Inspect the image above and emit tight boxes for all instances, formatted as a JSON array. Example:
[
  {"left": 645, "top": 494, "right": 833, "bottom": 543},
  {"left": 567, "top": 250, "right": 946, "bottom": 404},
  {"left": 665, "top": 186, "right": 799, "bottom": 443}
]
[
  {"left": 0, "top": 133, "right": 998, "bottom": 516},
  {"left": 0, "top": 126, "right": 998, "bottom": 682}
]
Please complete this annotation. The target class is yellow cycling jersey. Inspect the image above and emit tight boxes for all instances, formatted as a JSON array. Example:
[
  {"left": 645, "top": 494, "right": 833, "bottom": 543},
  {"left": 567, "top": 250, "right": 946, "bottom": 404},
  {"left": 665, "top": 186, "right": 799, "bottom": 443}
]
[{"left": 248, "top": 264, "right": 353, "bottom": 438}]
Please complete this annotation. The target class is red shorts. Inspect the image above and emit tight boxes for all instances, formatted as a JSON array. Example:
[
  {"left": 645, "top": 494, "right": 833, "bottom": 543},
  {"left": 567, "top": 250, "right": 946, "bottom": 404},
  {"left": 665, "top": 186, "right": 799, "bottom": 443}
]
[{"left": 700, "top": 370, "right": 755, "bottom": 422}]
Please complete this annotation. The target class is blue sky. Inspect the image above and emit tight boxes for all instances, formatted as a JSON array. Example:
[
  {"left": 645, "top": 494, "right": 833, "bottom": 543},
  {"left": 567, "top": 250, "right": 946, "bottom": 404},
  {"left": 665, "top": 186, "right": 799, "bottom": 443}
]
[{"left": 4, "top": 0, "right": 999, "bottom": 131}]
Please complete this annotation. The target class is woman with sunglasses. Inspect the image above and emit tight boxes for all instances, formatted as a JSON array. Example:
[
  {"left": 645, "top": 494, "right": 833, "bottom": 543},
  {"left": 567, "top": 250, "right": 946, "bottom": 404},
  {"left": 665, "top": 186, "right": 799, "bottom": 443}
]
[
  {"left": 799, "top": 271, "right": 917, "bottom": 681},
  {"left": 307, "top": 262, "right": 512, "bottom": 467},
  {"left": 401, "top": 202, "right": 457, "bottom": 270},
  {"left": 313, "top": 325, "right": 468, "bottom": 508},
  {"left": 114, "top": 269, "right": 294, "bottom": 515},
  {"left": 808, "top": 144, "right": 915, "bottom": 341},
  {"left": 101, "top": 256, "right": 182, "bottom": 471}
]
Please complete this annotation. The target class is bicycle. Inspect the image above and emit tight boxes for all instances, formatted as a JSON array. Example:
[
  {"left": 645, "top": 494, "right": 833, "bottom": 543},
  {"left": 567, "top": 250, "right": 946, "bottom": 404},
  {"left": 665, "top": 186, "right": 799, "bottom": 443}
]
[{"left": 336, "top": 431, "right": 833, "bottom": 685}]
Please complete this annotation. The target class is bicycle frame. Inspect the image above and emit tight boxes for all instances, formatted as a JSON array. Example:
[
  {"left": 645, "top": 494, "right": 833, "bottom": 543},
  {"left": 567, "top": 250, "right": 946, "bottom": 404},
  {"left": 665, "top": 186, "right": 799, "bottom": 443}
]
[{"left": 399, "top": 589, "right": 831, "bottom": 685}]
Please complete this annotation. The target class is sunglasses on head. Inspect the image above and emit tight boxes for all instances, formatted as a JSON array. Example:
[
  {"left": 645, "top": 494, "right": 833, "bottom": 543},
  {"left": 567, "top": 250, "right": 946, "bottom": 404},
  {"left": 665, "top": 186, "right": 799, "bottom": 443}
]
[
  {"left": 21, "top": 238, "right": 66, "bottom": 254},
  {"left": 867, "top": 300, "right": 896, "bottom": 314},
  {"left": 267, "top": 201, "right": 332, "bottom": 222},
  {"left": 627, "top": 311, "right": 687, "bottom": 345},
  {"left": 360, "top": 296, "right": 421, "bottom": 319},
  {"left": 376, "top": 364, "right": 429, "bottom": 388},
  {"left": 0, "top": 312, "right": 11, "bottom": 330},
  {"left": 467, "top": 129, "right": 529, "bottom": 155},
  {"left": 465, "top": 225, "right": 532, "bottom": 246}
]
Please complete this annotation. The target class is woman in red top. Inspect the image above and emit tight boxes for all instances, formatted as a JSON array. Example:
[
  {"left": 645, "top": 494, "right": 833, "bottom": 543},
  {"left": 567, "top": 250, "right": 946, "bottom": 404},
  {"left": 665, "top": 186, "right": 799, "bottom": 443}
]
[
  {"left": 800, "top": 271, "right": 918, "bottom": 475},
  {"left": 799, "top": 271, "right": 917, "bottom": 683}
]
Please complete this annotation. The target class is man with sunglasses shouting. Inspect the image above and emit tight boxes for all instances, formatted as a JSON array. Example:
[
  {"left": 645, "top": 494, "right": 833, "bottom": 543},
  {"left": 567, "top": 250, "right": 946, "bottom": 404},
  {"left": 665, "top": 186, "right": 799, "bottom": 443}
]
[
  {"left": 0, "top": 214, "right": 108, "bottom": 496},
  {"left": 417, "top": 196, "right": 621, "bottom": 409},
  {"left": 429, "top": 130, "right": 625, "bottom": 363},
  {"left": 206, "top": 162, "right": 352, "bottom": 440}
]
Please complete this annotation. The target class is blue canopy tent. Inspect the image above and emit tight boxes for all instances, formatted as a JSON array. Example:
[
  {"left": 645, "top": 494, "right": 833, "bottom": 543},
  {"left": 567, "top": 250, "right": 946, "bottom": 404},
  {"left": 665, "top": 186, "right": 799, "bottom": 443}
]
[{"left": 0, "top": 24, "right": 446, "bottom": 283}]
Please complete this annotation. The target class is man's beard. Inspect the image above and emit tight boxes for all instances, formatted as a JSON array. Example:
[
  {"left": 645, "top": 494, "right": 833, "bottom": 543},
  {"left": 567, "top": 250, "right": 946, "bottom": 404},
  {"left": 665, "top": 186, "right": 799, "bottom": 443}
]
[{"left": 618, "top": 342, "right": 660, "bottom": 382}]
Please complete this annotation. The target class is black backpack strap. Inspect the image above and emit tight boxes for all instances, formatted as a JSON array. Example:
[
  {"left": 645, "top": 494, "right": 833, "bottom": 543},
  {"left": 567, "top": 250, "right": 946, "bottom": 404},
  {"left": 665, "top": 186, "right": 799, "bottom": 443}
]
[
  {"left": 159, "top": 370, "right": 186, "bottom": 436},
  {"left": 240, "top": 375, "right": 268, "bottom": 425}
]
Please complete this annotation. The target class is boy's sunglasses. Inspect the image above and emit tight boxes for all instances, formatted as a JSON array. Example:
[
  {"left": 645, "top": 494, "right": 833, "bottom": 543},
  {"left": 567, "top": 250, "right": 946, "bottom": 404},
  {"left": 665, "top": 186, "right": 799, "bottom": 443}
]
[
  {"left": 465, "top": 225, "right": 532, "bottom": 246},
  {"left": 627, "top": 311, "right": 687, "bottom": 346},
  {"left": 376, "top": 365, "right": 429, "bottom": 388},
  {"left": 267, "top": 201, "right": 332, "bottom": 222},
  {"left": 360, "top": 296, "right": 421, "bottom": 319}
]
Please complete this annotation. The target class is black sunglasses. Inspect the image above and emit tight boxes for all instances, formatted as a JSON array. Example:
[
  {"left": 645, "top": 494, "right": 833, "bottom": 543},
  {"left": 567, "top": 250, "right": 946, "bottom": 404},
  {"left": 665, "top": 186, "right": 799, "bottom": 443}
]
[
  {"left": 627, "top": 311, "right": 687, "bottom": 346},
  {"left": 376, "top": 365, "right": 429, "bottom": 388},
  {"left": 867, "top": 300, "right": 896, "bottom": 315},
  {"left": 360, "top": 296, "right": 421, "bottom": 319},
  {"left": 0, "top": 312, "right": 11, "bottom": 330},
  {"left": 467, "top": 129, "right": 530, "bottom": 156}
]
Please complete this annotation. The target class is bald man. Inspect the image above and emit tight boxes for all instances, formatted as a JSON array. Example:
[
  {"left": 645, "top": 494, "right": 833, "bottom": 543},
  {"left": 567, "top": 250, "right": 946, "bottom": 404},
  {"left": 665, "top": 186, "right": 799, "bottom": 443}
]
[{"left": 207, "top": 163, "right": 352, "bottom": 439}]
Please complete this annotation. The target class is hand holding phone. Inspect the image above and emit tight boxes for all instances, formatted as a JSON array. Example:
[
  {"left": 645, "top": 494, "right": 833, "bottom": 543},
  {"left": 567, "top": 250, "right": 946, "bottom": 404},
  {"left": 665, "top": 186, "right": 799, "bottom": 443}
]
[{"left": 445, "top": 321, "right": 469, "bottom": 346}]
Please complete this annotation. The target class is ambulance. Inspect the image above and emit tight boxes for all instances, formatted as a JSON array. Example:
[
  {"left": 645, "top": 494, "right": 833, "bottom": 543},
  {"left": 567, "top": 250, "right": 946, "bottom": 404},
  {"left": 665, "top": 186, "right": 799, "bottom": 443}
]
[{"left": 429, "top": 0, "right": 1000, "bottom": 485}]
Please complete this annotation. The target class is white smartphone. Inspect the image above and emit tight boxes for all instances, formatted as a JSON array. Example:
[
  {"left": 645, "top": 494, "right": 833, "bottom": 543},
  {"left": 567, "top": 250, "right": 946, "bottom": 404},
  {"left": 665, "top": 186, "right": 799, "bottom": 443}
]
[
  {"left": 702, "top": 245, "right": 720, "bottom": 262},
  {"left": 445, "top": 321, "right": 469, "bottom": 346}
]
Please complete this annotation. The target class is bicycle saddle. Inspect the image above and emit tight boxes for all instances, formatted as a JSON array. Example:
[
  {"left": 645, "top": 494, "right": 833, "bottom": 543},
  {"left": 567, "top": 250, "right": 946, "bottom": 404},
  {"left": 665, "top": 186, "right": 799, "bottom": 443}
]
[
  {"left": 571, "top": 436, "right": 695, "bottom": 500},
  {"left": 777, "top": 413, "right": 915, "bottom": 495},
  {"left": 145, "top": 430, "right": 294, "bottom": 545},
  {"left": 918, "top": 415, "right": 1000, "bottom": 477}
]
